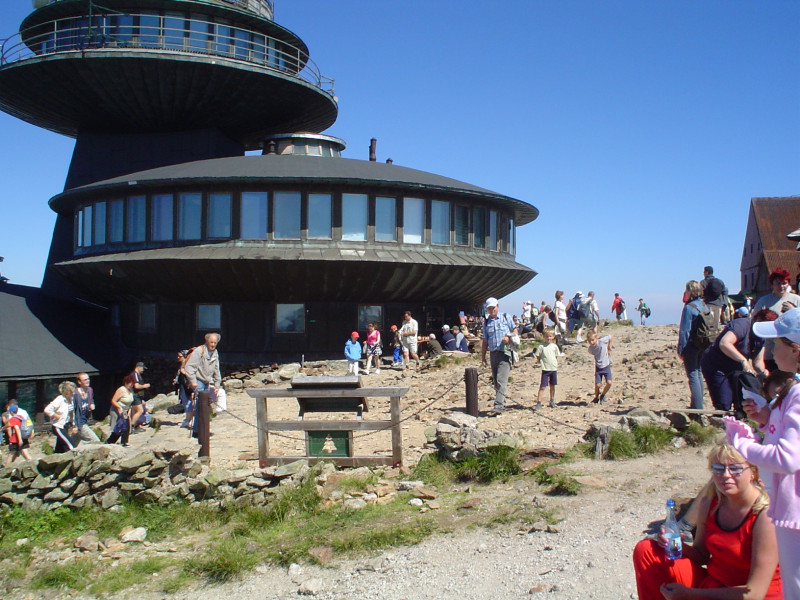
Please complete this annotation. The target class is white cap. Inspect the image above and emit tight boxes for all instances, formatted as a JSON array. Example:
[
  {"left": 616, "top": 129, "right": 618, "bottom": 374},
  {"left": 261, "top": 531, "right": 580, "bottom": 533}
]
[
  {"left": 429, "top": 333, "right": 436, "bottom": 340},
  {"left": 485, "top": 297, "right": 499, "bottom": 308},
  {"left": 442, "top": 324, "right": 450, "bottom": 331},
  {"left": 575, "top": 291, "right": 583, "bottom": 297}
]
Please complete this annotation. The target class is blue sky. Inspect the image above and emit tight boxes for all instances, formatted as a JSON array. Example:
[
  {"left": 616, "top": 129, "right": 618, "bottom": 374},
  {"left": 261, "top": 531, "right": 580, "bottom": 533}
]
[{"left": 1, "top": 1, "right": 798, "bottom": 325}]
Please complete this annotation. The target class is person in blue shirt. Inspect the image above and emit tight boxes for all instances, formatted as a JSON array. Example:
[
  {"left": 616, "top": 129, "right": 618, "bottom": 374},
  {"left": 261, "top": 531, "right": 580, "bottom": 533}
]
[
  {"left": 344, "top": 331, "right": 362, "bottom": 375},
  {"left": 481, "top": 297, "right": 518, "bottom": 416}
]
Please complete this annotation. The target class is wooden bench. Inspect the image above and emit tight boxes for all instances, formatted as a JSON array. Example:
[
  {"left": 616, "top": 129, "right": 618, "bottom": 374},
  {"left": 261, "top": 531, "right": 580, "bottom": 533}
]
[{"left": 247, "top": 376, "right": 408, "bottom": 468}]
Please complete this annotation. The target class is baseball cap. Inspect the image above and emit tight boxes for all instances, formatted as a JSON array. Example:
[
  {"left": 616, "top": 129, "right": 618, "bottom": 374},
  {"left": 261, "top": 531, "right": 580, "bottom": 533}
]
[
  {"left": 442, "top": 324, "right": 450, "bottom": 331},
  {"left": 753, "top": 307, "right": 800, "bottom": 344},
  {"left": 351, "top": 331, "right": 359, "bottom": 338},
  {"left": 9, "top": 404, "right": 18, "bottom": 413},
  {"left": 735, "top": 307, "right": 749, "bottom": 317},
  {"left": 575, "top": 291, "right": 583, "bottom": 297},
  {"left": 429, "top": 333, "right": 436, "bottom": 340},
  {"left": 135, "top": 361, "right": 147, "bottom": 370},
  {"left": 485, "top": 297, "right": 499, "bottom": 308},
  {"left": 390, "top": 325, "right": 397, "bottom": 331}
]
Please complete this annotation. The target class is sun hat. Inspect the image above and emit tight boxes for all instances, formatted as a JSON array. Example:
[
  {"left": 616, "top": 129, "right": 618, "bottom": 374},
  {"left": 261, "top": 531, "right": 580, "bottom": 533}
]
[
  {"left": 753, "top": 307, "right": 800, "bottom": 344},
  {"left": 485, "top": 297, "right": 499, "bottom": 308}
]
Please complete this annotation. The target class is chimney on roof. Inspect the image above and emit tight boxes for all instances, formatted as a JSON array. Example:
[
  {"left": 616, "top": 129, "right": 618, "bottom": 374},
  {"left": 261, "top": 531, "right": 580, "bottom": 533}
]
[{"left": 369, "top": 138, "right": 377, "bottom": 162}]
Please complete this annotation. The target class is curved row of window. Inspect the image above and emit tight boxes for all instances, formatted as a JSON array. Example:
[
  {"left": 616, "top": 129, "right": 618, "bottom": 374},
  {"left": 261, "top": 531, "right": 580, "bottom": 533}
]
[{"left": 73, "top": 190, "right": 517, "bottom": 255}]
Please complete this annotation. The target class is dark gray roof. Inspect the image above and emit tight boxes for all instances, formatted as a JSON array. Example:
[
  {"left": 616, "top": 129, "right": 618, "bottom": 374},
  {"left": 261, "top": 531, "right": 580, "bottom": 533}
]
[
  {"left": 50, "top": 155, "right": 539, "bottom": 225},
  {"left": 0, "top": 284, "right": 129, "bottom": 380}
]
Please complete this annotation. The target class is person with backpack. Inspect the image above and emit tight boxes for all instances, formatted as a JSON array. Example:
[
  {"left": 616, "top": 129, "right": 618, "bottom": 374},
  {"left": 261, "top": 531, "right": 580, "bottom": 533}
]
[
  {"left": 701, "top": 266, "right": 728, "bottom": 330},
  {"left": 636, "top": 298, "right": 650, "bottom": 326},
  {"left": 3, "top": 404, "right": 32, "bottom": 465},
  {"left": 575, "top": 291, "right": 600, "bottom": 343},
  {"left": 678, "top": 280, "right": 709, "bottom": 409},
  {"left": 610, "top": 293, "right": 627, "bottom": 321},
  {"left": 700, "top": 307, "right": 774, "bottom": 412},
  {"left": 566, "top": 291, "right": 584, "bottom": 340}
]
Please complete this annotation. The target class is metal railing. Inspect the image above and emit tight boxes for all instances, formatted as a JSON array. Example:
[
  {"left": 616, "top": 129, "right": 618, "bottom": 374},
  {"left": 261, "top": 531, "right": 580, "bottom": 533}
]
[
  {"left": 0, "top": 11, "right": 334, "bottom": 95},
  {"left": 34, "top": 0, "right": 275, "bottom": 20}
]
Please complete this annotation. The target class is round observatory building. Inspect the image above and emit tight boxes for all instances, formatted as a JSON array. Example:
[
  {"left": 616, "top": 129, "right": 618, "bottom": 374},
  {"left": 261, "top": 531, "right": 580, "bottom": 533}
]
[{"left": 0, "top": 0, "right": 538, "bottom": 361}]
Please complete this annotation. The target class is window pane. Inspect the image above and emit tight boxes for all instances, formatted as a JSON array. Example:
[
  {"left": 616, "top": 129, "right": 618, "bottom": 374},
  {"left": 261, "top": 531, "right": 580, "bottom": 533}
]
[
  {"left": 164, "top": 13, "right": 184, "bottom": 50},
  {"left": 188, "top": 15, "right": 209, "bottom": 52},
  {"left": 214, "top": 23, "right": 232, "bottom": 55},
  {"left": 208, "top": 193, "right": 231, "bottom": 238},
  {"left": 94, "top": 202, "right": 106, "bottom": 245},
  {"left": 197, "top": 304, "right": 221, "bottom": 329},
  {"left": 403, "top": 197, "right": 424, "bottom": 244},
  {"left": 109, "top": 200, "right": 124, "bottom": 243},
  {"left": 431, "top": 200, "right": 450, "bottom": 245},
  {"left": 151, "top": 193, "right": 174, "bottom": 241},
  {"left": 241, "top": 192, "right": 268, "bottom": 239},
  {"left": 139, "top": 12, "right": 159, "bottom": 47},
  {"left": 308, "top": 193, "right": 331, "bottom": 239},
  {"left": 489, "top": 210, "right": 498, "bottom": 251},
  {"left": 342, "top": 193, "right": 367, "bottom": 241},
  {"left": 126, "top": 195, "right": 146, "bottom": 242},
  {"left": 273, "top": 191, "right": 301, "bottom": 239},
  {"left": 276, "top": 304, "right": 305, "bottom": 333},
  {"left": 375, "top": 196, "right": 396, "bottom": 241},
  {"left": 178, "top": 193, "right": 202, "bottom": 240},
  {"left": 140, "top": 303, "right": 156, "bottom": 331},
  {"left": 82, "top": 206, "right": 92, "bottom": 247},
  {"left": 76, "top": 211, "right": 83, "bottom": 247},
  {"left": 509, "top": 218, "right": 515, "bottom": 255},
  {"left": 455, "top": 205, "right": 469, "bottom": 246},
  {"left": 473, "top": 207, "right": 486, "bottom": 248}
]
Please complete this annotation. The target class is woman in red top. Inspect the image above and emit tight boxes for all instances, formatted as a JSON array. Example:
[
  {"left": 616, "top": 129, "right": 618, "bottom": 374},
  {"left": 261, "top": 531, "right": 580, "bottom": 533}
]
[{"left": 633, "top": 442, "right": 782, "bottom": 600}]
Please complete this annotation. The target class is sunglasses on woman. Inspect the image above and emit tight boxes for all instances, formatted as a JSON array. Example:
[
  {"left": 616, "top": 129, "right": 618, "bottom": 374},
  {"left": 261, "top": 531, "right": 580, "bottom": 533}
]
[{"left": 710, "top": 463, "right": 749, "bottom": 477}]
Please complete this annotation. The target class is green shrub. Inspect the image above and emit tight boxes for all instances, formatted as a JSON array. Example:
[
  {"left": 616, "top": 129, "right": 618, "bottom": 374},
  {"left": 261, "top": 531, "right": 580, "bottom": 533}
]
[
  {"left": 412, "top": 453, "right": 454, "bottom": 487},
  {"left": 453, "top": 446, "right": 520, "bottom": 483},
  {"left": 632, "top": 424, "right": 674, "bottom": 454},
  {"left": 528, "top": 462, "right": 581, "bottom": 496},
  {"left": 681, "top": 422, "right": 718, "bottom": 447},
  {"left": 605, "top": 429, "right": 639, "bottom": 460}
]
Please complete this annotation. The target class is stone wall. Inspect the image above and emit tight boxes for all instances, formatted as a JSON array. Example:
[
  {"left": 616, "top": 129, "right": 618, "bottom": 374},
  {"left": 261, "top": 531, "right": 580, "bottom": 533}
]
[{"left": 0, "top": 444, "right": 312, "bottom": 511}]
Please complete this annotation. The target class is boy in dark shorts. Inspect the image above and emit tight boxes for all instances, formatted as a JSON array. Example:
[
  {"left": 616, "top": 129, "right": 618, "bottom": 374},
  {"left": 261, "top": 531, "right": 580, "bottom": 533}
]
[
  {"left": 587, "top": 331, "right": 613, "bottom": 404},
  {"left": 534, "top": 328, "right": 560, "bottom": 410},
  {"left": 3, "top": 404, "right": 32, "bottom": 465}
]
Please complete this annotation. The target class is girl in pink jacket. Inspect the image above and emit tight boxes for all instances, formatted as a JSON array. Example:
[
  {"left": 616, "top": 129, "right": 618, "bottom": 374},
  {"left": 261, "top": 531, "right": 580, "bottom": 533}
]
[{"left": 726, "top": 307, "right": 800, "bottom": 599}]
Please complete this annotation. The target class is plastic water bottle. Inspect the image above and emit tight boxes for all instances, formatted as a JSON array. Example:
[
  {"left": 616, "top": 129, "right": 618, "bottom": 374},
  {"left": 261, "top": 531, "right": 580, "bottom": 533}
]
[{"left": 663, "top": 499, "right": 682, "bottom": 560}]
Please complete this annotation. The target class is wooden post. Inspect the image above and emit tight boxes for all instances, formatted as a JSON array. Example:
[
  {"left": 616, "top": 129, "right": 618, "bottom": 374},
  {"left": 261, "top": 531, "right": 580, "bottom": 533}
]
[
  {"left": 197, "top": 390, "right": 210, "bottom": 459},
  {"left": 465, "top": 368, "right": 479, "bottom": 417},
  {"left": 390, "top": 395, "right": 402, "bottom": 467},
  {"left": 256, "top": 396, "right": 269, "bottom": 469},
  {"left": 594, "top": 425, "right": 610, "bottom": 459}
]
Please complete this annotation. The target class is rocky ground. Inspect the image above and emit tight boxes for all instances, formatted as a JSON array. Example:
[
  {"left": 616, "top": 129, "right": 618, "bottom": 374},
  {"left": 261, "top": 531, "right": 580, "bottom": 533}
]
[{"left": 9, "top": 322, "right": 722, "bottom": 599}]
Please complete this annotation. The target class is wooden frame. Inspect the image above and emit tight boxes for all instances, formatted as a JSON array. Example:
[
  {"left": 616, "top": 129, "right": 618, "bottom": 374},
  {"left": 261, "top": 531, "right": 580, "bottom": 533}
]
[{"left": 247, "top": 381, "right": 408, "bottom": 468}]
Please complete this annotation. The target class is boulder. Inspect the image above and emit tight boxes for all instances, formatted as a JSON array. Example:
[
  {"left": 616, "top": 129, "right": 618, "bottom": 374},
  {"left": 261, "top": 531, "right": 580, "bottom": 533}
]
[
  {"left": 146, "top": 394, "right": 174, "bottom": 413},
  {"left": 439, "top": 412, "right": 479, "bottom": 429},
  {"left": 119, "top": 452, "right": 155, "bottom": 472},
  {"left": 272, "top": 460, "right": 309, "bottom": 478},
  {"left": 224, "top": 379, "right": 243, "bottom": 392},
  {"left": 37, "top": 453, "right": 74, "bottom": 474},
  {"left": 278, "top": 363, "right": 302, "bottom": 380},
  {"left": 120, "top": 527, "right": 147, "bottom": 543}
]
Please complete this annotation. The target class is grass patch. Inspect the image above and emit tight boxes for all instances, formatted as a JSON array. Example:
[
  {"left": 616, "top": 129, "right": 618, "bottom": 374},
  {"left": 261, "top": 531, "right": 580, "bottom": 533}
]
[
  {"left": 682, "top": 422, "right": 719, "bottom": 447},
  {"left": 453, "top": 446, "right": 520, "bottom": 483},
  {"left": 605, "top": 429, "right": 639, "bottom": 460},
  {"left": 191, "top": 535, "right": 259, "bottom": 582},
  {"left": 529, "top": 462, "right": 582, "bottom": 496},
  {"left": 632, "top": 423, "right": 675, "bottom": 454},
  {"left": 412, "top": 453, "right": 455, "bottom": 487},
  {"left": 89, "top": 556, "right": 173, "bottom": 595},
  {"left": 40, "top": 440, "right": 54, "bottom": 455},
  {"left": 32, "top": 559, "right": 94, "bottom": 590}
]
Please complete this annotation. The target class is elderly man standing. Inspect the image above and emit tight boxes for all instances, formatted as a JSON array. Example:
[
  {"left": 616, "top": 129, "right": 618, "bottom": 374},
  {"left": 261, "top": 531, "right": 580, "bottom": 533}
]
[
  {"left": 399, "top": 311, "right": 420, "bottom": 369},
  {"left": 184, "top": 332, "right": 222, "bottom": 437},
  {"left": 481, "top": 297, "right": 518, "bottom": 416}
]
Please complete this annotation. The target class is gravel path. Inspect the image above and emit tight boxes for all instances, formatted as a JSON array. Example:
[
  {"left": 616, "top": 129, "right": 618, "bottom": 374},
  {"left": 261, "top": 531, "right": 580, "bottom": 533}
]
[{"left": 159, "top": 446, "right": 713, "bottom": 600}]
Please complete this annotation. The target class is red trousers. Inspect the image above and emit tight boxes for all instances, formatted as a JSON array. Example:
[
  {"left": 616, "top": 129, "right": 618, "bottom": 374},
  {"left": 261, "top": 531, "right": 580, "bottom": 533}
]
[{"left": 633, "top": 538, "right": 722, "bottom": 600}]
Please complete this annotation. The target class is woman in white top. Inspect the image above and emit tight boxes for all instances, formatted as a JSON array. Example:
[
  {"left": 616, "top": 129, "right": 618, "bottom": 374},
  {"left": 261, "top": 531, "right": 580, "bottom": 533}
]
[
  {"left": 44, "top": 381, "right": 77, "bottom": 453},
  {"left": 553, "top": 290, "right": 568, "bottom": 354}
]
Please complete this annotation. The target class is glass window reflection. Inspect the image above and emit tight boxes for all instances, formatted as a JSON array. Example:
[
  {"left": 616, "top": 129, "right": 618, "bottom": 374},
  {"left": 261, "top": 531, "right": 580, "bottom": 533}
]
[
  {"left": 126, "top": 195, "right": 146, "bottom": 243},
  {"left": 208, "top": 193, "right": 231, "bottom": 238},
  {"left": 403, "top": 198, "right": 424, "bottom": 244},
  {"left": 109, "top": 200, "right": 124, "bottom": 243},
  {"left": 342, "top": 193, "right": 367, "bottom": 241},
  {"left": 151, "top": 194, "right": 174, "bottom": 241},
  {"left": 94, "top": 201, "right": 106, "bottom": 245},
  {"left": 273, "top": 191, "right": 301, "bottom": 239},
  {"left": 375, "top": 196, "right": 396, "bottom": 242},
  {"left": 308, "top": 193, "right": 331, "bottom": 239},
  {"left": 178, "top": 193, "right": 202, "bottom": 240},
  {"left": 431, "top": 200, "right": 450, "bottom": 245}
]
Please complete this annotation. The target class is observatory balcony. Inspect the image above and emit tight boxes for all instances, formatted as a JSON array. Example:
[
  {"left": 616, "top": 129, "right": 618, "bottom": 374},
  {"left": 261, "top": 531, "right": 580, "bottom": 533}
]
[{"left": 0, "top": 10, "right": 332, "bottom": 94}]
